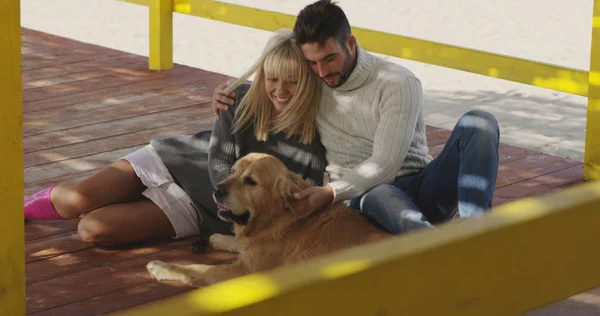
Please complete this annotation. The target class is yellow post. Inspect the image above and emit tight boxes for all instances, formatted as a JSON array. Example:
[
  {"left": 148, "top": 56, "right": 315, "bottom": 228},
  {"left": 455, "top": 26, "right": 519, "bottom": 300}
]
[
  {"left": 0, "top": 0, "right": 25, "bottom": 314},
  {"left": 149, "top": 0, "right": 173, "bottom": 70},
  {"left": 585, "top": 0, "right": 600, "bottom": 180}
]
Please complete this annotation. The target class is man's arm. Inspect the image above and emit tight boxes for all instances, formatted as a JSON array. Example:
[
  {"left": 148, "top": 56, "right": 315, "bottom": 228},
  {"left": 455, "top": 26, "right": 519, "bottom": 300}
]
[
  {"left": 208, "top": 83, "right": 252, "bottom": 184},
  {"left": 305, "top": 142, "right": 328, "bottom": 187},
  {"left": 328, "top": 76, "right": 423, "bottom": 202},
  {"left": 207, "top": 105, "right": 238, "bottom": 185},
  {"left": 212, "top": 79, "right": 237, "bottom": 120}
]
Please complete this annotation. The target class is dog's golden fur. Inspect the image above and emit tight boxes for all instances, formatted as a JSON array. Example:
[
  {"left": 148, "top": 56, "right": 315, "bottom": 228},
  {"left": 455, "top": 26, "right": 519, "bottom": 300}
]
[{"left": 146, "top": 153, "right": 391, "bottom": 286}]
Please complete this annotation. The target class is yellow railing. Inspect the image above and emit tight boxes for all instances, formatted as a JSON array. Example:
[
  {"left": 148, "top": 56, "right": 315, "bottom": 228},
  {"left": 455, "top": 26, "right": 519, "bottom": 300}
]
[
  {"left": 586, "top": 4, "right": 600, "bottom": 179},
  {"left": 0, "top": 0, "right": 25, "bottom": 315}
]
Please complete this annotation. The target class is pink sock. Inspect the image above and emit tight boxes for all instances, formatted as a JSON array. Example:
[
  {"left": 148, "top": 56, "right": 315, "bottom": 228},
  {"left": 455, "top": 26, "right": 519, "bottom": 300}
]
[{"left": 24, "top": 185, "right": 64, "bottom": 220}]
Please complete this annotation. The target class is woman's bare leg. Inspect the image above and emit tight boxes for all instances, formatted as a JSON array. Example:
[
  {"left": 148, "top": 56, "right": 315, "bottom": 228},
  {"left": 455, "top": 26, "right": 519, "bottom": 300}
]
[
  {"left": 51, "top": 159, "right": 147, "bottom": 219},
  {"left": 77, "top": 199, "right": 175, "bottom": 246},
  {"left": 31, "top": 158, "right": 178, "bottom": 245}
]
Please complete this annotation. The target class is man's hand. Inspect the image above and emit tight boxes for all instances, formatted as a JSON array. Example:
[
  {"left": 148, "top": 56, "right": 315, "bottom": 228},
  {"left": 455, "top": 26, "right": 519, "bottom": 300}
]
[
  {"left": 293, "top": 185, "right": 335, "bottom": 212},
  {"left": 212, "top": 79, "right": 236, "bottom": 120}
]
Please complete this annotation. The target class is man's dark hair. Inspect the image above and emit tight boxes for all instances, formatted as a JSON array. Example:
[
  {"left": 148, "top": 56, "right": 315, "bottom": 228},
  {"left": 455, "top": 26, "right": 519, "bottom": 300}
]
[{"left": 293, "top": 0, "right": 351, "bottom": 46}]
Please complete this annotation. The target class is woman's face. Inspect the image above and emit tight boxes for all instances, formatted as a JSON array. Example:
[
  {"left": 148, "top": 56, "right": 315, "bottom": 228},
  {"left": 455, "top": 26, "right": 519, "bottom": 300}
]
[{"left": 265, "top": 75, "right": 298, "bottom": 112}]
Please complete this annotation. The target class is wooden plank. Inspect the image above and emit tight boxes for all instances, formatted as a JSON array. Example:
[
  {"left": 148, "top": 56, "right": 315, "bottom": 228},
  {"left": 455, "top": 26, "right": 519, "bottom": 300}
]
[
  {"left": 23, "top": 103, "right": 213, "bottom": 153},
  {"left": 496, "top": 155, "right": 582, "bottom": 188},
  {"left": 25, "top": 238, "right": 200, "bottom": 284},
  {"left": 20, "top": 44, "right": 125, "bottom": 62},
  {"left": 24, "top": 74, "right": 131, "bottom": 101},
  {"left": 20, "top": 39, "right": 125, "bottom": 59},
  {"left": 25, "top": 232, "right": 93, "bottom": 263},
  {"left": 425, "top": 126, "right": 452, "bottom": 146},
  {"left": 25, "top": 220, "right": 79, "bottom": 242},
  {"left": 494, "top": 164, "right": 584, "bottom": 200},
  {"left": 24, "top": 92, "right": 205, "bottom": 137},
  {"left": 25, "top": 114, "right": 214, "bottom": 167},
  {"left": 493, "top": 166, "right": 584, "bottom": 206},
  {"left": 29, "top": 282, "right": 192, "bottom": 316},
  {"left": 23, "top": 67, "right": 226, "bottom": 113},
  {"left": 23, "top": 64, "right": 207, "bottom": 102},
  {"left": 24, "top": 69, "right": 125, "bottom": 90},
  {"left": 26, "top": 248, "right": 234, "bottom": 314},
  {"left": 0, "top": 0, "right": 26, "bottom": 314},
  {"left": 114, "top": 180, "right": 600, "bottom": 316},
  {"left": 20, "top": 28, "right": 127, "bottom": 60},
  {"left": 21, "top": 48, "right": 126, "bottom": 71},
  {"left": 22, "top": 55, "right": 147, "bottom": 81},
  {"left": 23, "top": 86, "right": 214, "bottom": 137},
  {"left": 21, "top": 28, "right": 121, "bottom": 51},
  {"left": 24, "top": 147, "right": 142, "bottom": 184}
]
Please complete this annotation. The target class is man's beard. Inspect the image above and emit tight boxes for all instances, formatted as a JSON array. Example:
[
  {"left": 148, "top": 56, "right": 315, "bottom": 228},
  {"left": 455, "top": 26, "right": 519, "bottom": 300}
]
[{"left": 322, "top": 49, "right": 357, "bottom": 88}]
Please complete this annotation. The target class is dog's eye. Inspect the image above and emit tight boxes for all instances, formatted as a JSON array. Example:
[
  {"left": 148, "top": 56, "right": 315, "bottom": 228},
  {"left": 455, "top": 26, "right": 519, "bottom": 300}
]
[{"left": 244, "top": 176, "right": 257, "bottom": 186}]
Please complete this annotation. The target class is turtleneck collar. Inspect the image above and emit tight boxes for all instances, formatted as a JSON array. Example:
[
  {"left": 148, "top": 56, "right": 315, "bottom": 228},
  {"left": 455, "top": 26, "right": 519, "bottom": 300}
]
[{"left": 335, "top": 44, "right": 374, "bottom": 91}]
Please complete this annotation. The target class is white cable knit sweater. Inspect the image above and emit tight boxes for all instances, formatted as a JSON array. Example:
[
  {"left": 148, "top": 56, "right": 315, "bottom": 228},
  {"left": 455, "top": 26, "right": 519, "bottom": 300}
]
[{"left": 319, "top": 45, "right": 433, "bottom": 203}]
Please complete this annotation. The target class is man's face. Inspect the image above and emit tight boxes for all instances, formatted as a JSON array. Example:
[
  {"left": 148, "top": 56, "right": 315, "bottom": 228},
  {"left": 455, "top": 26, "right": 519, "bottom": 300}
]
[{"left": 300, "top": 36, "right": 356, "bottom": 88}]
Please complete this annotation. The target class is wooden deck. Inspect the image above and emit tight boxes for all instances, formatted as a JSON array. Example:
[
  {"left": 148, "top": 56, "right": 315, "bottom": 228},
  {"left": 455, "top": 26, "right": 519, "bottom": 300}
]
[{"left": 21, "top": 28, "right": 592, "bottom": 315}]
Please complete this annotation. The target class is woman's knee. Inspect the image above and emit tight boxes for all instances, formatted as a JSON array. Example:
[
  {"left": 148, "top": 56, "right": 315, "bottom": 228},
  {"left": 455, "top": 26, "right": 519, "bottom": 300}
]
[
  {"left": 77, "top": 214, "right": 113, "bottom": 245},
  {"left": 54, "top": 185, "right": 97, "bottom": 219}
]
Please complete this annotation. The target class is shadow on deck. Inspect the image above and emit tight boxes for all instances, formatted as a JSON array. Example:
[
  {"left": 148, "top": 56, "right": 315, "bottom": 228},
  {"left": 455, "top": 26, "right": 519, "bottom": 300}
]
[{"left": 21, "top": 28, "right": 590, "bottom": 315}]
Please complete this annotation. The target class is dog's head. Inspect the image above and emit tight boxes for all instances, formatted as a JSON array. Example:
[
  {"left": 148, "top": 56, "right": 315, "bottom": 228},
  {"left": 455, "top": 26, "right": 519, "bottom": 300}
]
[{"left": 213, "top": 153, "right": 310, "bottom": 235}]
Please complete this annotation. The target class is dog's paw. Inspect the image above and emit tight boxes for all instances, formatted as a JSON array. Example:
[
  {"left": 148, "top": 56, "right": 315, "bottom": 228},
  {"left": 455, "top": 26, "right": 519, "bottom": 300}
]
[
  {"left": 146, "top": 260, "right": 176, "bottom": 281},
  {"left": 186, "top": 277, "right": 207, "bottom": 287},
  {"left": 209, "top": 234, "right": 237, "bottom": 252}
]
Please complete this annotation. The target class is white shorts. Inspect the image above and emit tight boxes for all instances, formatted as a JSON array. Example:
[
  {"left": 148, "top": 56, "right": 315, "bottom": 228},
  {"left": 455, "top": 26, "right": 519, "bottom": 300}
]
[{"left": 121, "top": 145, "right": 202, "bottom": 239}]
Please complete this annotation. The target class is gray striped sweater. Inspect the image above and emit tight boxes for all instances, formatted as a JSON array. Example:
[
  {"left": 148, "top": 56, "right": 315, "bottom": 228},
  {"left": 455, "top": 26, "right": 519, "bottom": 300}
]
[{"left": 150, "top": 83, "right": 327, "bottom": 234}]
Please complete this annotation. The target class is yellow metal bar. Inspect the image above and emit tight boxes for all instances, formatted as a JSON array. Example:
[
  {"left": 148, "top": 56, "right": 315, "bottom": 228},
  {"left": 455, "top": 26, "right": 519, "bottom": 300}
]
[
  {"left": 179, "top": 0, "right": 588, "bottom": 96},
  {"left": 180, "top": 0, "right": 296, "bottom": 34},
  {"left": 0, "top": 0, "right": 25, "bottom": 314},
  {"left": 585, "top": 0, "right": 600, "bottom": 180},
  {"left": 114, "top": 180, "right": 600, "bottom": 316},
  {"left": 351, "top": 27, "right": 589, "bottom": 97},
  {"left": 119, "top": 0, "right": 589, "bottom": 96},
  {"left": 149, "top": 0, "right": 173, "bottom": 70}
]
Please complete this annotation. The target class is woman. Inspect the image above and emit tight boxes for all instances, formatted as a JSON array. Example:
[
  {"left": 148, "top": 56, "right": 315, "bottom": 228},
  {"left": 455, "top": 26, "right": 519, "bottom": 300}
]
[{"left": 24, "top": 29, "right": 326, "bottom": 246}]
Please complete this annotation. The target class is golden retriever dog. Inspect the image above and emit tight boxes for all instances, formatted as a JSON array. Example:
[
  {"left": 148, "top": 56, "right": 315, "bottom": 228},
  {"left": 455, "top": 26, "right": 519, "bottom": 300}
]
[{"left": 146, "top": 152, "right": 391, "bottom": 287}]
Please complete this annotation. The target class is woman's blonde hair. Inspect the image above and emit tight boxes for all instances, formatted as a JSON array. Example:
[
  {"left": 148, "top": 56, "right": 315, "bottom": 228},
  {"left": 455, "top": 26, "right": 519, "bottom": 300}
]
[{"left": 222, "top": 29, "right": 322, "bottom": 144}]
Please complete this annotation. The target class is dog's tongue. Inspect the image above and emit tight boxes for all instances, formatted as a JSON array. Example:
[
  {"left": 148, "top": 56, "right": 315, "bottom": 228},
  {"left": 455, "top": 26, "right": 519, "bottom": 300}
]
[{"left": 217, "top": 204, "right": 228, "bottom": 211}]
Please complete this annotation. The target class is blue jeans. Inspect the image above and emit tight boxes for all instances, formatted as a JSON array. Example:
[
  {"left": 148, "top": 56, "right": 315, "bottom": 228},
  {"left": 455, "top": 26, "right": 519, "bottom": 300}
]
[{"left": 349, "top": 110, "right": 500, "bottom": 234}]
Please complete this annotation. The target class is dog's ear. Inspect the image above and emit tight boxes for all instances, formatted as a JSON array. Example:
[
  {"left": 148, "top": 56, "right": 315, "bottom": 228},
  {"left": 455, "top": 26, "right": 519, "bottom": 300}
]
[
  {"left": 276, "top": 171, "right": 308, "bottom": 199},
  {"left": 275, "top": 171, "right": 311, "bottom": 216}
]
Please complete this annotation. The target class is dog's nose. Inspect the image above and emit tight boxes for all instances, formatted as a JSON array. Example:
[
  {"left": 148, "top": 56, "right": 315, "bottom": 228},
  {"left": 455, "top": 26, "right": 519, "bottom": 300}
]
[{"left": 213, "top": 184, "right": 227, "bottom": 198}]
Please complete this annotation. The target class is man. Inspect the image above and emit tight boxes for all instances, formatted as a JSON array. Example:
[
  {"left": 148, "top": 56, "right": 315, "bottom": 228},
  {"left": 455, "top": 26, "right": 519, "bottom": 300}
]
[{"left": 212, "top": 0, "right": 500, "bottom": 234}]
